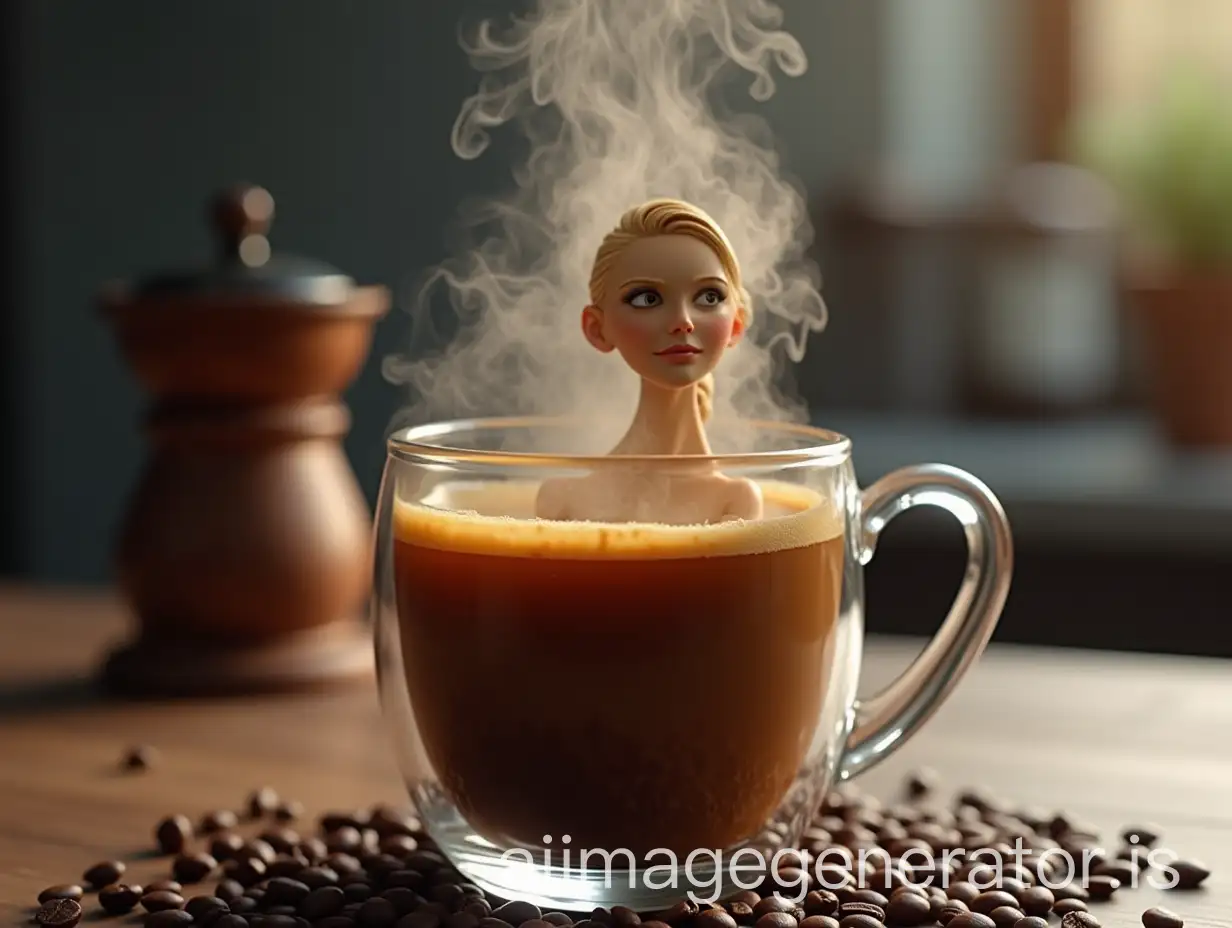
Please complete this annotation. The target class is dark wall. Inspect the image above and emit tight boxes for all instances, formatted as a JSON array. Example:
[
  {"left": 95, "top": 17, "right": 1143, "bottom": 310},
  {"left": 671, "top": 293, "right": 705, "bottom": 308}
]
[{"left": 2, "top": 0, "right": 882, "bottom": 585}]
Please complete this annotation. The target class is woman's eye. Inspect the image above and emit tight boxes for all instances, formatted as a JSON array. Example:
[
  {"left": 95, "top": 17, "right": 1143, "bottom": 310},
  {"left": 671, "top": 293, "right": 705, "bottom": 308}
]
[
  {"left": 695, "top": 288, "right": 725, "bottom": 307},
  {"left": 626, "top": 289, "right": 662, "bottom": 308}
]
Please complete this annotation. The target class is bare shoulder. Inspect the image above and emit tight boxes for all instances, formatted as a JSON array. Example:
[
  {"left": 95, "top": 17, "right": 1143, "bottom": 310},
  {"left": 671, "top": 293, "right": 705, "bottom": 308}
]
[{"left": 722, "top": 476, "right": 764, "bottom": 521}]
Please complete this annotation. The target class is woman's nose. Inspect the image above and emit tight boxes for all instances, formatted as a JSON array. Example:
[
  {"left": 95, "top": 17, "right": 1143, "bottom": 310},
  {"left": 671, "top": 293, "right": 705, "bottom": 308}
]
[{"left": 669, "top": 305, "right": 694, "bottom": 334}]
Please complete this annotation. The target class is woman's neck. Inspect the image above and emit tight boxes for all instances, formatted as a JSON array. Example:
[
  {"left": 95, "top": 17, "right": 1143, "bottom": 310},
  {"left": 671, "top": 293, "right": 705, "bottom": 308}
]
[{"left": 609, "top": 379, "right": 712, "bottom": 456}]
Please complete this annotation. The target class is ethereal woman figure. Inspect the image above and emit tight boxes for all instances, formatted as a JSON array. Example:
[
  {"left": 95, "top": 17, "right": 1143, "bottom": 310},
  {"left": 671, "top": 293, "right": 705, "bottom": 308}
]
[{"left": 535, "top": 197, "right": 764, "bottom": 525}]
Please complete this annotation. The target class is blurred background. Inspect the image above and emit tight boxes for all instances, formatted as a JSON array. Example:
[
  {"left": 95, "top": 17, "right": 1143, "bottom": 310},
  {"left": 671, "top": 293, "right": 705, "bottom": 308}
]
[{"left": 3, "top": 0, "right": 1232, "bottom": 657}]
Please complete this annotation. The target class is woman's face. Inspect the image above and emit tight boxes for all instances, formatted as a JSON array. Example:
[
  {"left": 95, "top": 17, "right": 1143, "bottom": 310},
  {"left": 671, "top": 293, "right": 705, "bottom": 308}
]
[{"left": 582, "top": 234, "right": 745, "bottom": 390}]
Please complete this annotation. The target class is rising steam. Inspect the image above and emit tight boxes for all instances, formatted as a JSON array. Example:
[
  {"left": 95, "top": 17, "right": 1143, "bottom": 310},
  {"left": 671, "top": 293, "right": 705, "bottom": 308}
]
[{"left": 383, "top": 0, "right": 828, "bottom": 452}]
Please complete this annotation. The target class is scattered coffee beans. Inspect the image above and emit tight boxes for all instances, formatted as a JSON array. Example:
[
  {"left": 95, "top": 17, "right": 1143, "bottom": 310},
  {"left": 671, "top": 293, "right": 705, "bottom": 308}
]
[{"left": 35, "top": 776, "right": 1215, "bottom": 928}]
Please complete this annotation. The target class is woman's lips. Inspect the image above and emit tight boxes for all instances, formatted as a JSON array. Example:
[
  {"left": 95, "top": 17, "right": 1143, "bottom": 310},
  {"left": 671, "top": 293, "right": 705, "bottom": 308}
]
[{"left": 655, "top": 344, "right": 701, "bottom": 356}]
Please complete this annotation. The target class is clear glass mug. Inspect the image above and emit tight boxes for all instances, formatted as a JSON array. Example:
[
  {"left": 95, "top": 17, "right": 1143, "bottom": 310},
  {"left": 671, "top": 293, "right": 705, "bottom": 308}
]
[{"left": 372, "top": 416, "right": 1012, "bottom": 912}]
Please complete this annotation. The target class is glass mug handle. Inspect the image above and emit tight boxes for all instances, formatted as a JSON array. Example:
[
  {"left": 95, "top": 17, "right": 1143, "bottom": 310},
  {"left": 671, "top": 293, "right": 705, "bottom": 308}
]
[{"left": 839, "top": 463, "right": 1014, "bottom": 780}]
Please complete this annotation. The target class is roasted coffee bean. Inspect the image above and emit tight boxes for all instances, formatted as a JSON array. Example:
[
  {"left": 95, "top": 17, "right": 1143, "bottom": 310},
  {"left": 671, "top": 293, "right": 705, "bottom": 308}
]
[
  {"left": 1120, "top": 824, "right": 1160, "bottom": 847},
  {"left": 1169, "top": 860, "right": 1211, "bottom": 889},
  {"left": 383, "top": 887, "right": 421, "bottom": 915},
  {"left": 987, "top": 907, "right": 1024, "bottom": 928},
  {"left": 1051, "top": 884, "right": 1088, "bottom": 903},
  {"left": 345, "top": 882, "right": 375, "bottom": 903},
  {"left": 360, "top": 897, "right": 400, "bottom": 928},
  {"left": 214, "top": 916, "right": 250, "bottom": 928},
  {"left": 1141, "top": 906, "right": 1183, "bottom": 928},
  {"left": 1053, "top": 899, "right": 1089, "bottom": 916},
  {"left": 200, "top": 810, "right": 239, "bottom": 833},
  {"left": 541, "top": 915, "right": 573, "bottom": 927},
  {"left": 948, "top": 916, "right": 995, "bottom": 928},
  {"left": 299, "top": 885, "right": 348, "bottom": 920},
  {"left": 750, "top": 897, "right": 795, "bottom": 919},
  {"left": 37, "top": 885, "right": 83, "bottom": 904},
  {"left": 173, "top": 851, "right": 218, "bottom": 884},
  {"left": 758, "top": 914, "right": 799, "bottom": 928},
  {"left": 430, "top": 882, "right": 466, "bottom": 908},
  {"left": 466, "top": 901, "right": 494, "bottom": 919},
  {"left": 274, "top": 799, "right": 304, "bottom": 822},
  {"left": 405, "top": 850, "right": 449, "bottom": 874},
  {"left": 492, "top": 901, "right": 543, "bottom": 925},
  {"left": 185, "top": 895, "right": 231, "bottom": 920},
  {"left": 947, "top": 883, "right": 980, "bottom": 905},
  {"left": 849, "top": 891, "right": 888, "bottom": 908},
  {"left": 83, "top": 859, "right": 126, "bottom": 889},
  {"left": 224, "top": 857, "right": 267, "bottom": 887},
  {"left": 34, "top": 898, "right": 83, "bottom": 927},
  {"left": 269, "top": 853, "right": 310, "bottom": 878},
  {"left": 98, "top": 883, "right": 144, "bottom": 914},
  {"left": 480, "top": 921, "right": 517, "bottom": 928},
  {"left": 155, "top": 815, "right": 194, "bottom": 855},
  {"left": 937, "top": 901, "right": 969, "bottom": 925},
  {"left": 246, "top": 785, "right": 280, "bottom": 817},
  {"left": 727, "top": 902, "right": 755, "bottom": 923},
  {"left": 148, "top": 880, "right": 183, "bottom": 895},
  {"left": 263, "top": 877, "right": 311, "bottom": 907},
  {"left": 1012, "top": 919, "right": 1047, "bottom": 928},
  {"left": 145, "top": 911, "right": 193, "bottom": 927},
  {"left": 1015, "top": 887, "right": 1052, "bottom": 918},
  {"left": 1060, "top": 914, "right": 1099, "bottom": 928},
  {"left": 300, "top": 836, "right": 329, "bottom": 863},
  {"left": 141, "top": 890, "right": 186, "bottom": 913},
  {"left": 121, "top": 744, "right": 159, "bottom": 771},
  {"left": 382, "top": 834, "right": 420, "bottom": 858},
  {"left": 800, "top": 919, "right": 839, "bottom": 928},
  {"left": 610, "top": 908, "right": 640, "bottom": 927},
  {"left": 299, "top": 865, "right": 340, "bottom": 889},
  {"left": 906, "top": 768, "right": 937, "bottom": 798},
  {"left": 838, "top": 902, "right": 884, "bottom": 922},
  {"left": 213, "top": 878, "right": 244, "bottom": 903},
  {"left": 230, "top": 896, "right": 258, "bottom": 915},
  {"left": 209, "top": 831, "right": 245, "bottom": 861},
  {"left": 267, "top": 916, "right": 307, "bottom": 928},
  {"left": 837, "top": 916, "right": 880, "bottom": 928},
  {"left": 240, "top": 838, "right": 278, "bottom": 864},
  {"left": 970, "top": 892, "right": 1017, "bottom": 916},
  {"left": 401, "top": 915, "right": 443, "bottom": 928},
  {"left": 1092, "top": 860, "right": 1135, "bottom": 883},
  {"left": 883, "top": 892, "right": 930, "bottom": 927},
  {"left": 260, "top": 827, "right": 302, "bottom": 855},
  {"left": 697, "top": 911, "right": 738, "bottom": 928},
  {"left": 1086, "top": 875, "right": 1120, "bottom": 900},
  {"left": 803, "top": 891, "right": 840, "bottom": 918},
  {"left": 448, "top": 914, "right": 482, "bottom": 928}
]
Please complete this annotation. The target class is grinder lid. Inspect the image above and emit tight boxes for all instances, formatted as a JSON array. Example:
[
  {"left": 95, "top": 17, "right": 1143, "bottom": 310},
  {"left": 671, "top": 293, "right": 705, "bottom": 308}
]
[{"left": 135, "top": 184, "right": 355, "bottom": 305}]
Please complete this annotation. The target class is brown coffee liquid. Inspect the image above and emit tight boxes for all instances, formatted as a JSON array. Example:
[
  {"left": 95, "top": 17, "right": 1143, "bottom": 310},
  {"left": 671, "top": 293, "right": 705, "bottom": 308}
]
[{"left": 392, "top": 480, "right": 844, "bottom": 858}]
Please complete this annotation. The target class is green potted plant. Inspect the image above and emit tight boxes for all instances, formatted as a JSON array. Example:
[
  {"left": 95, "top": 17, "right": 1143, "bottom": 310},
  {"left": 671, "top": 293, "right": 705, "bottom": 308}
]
[{"left": 1073, "top": 67, "right": 1232, "bottom": 446}]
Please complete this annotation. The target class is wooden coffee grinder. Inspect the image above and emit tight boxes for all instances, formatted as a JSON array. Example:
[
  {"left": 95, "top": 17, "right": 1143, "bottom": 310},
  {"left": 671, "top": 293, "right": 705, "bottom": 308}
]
[{"left": 98, "top": 184, "right": 390, "bottom": 697}]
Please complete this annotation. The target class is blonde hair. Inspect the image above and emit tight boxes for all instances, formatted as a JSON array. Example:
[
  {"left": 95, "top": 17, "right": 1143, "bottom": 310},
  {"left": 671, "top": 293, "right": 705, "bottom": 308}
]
[{"left": 588, "top": 198, "right": 751, "bottom": 421}]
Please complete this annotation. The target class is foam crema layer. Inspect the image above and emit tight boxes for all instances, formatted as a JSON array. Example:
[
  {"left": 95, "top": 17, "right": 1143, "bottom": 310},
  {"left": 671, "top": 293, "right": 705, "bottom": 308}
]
[{"left": 392, "top": 478, "right": 844, "bottom": 560}]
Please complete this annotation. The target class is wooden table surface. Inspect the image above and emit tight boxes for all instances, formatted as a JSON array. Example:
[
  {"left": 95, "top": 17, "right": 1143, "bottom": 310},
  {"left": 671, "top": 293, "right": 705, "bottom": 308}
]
[{"left": 1, "top": 584, "right": 1229, "bottom": 927}]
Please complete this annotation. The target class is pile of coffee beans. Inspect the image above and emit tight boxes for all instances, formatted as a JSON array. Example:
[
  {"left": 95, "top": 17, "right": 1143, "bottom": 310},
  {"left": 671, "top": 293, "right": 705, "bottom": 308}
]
[{"left": 29, "top": 776, "right": 1211, "bottom": 928}]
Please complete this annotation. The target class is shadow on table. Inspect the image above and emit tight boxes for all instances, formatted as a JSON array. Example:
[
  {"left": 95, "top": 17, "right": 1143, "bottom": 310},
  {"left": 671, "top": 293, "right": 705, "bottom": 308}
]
[{"left": 0, "top": 674, "right": 105, "bottom": 719}]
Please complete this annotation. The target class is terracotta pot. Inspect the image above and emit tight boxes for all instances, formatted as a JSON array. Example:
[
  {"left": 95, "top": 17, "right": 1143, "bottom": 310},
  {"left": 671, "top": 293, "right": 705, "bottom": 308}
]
[
  {"left": 1129, "top": 267, "right": 1232, "bottom": 446},
  {"left": 98, "top": 185, "right": 390, "bottom": 697}
]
